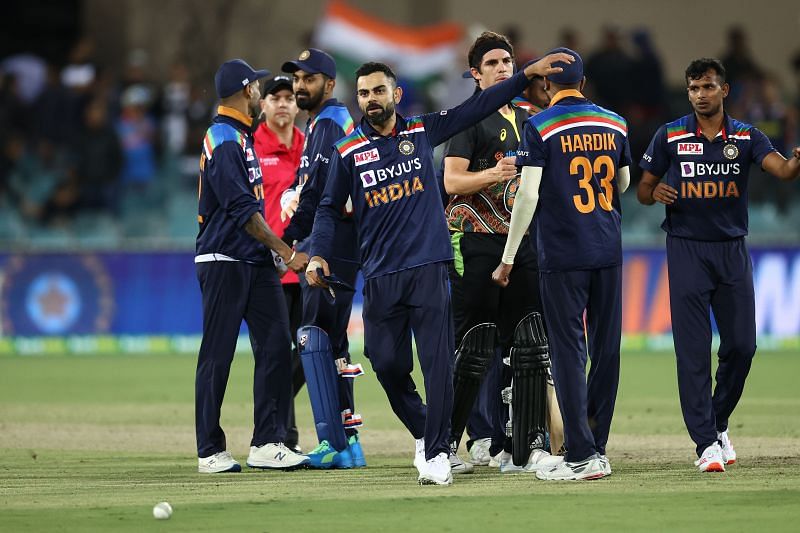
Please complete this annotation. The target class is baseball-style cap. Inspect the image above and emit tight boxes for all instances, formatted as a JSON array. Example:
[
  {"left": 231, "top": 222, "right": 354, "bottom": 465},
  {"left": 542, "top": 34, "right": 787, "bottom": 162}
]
[
  {"left": 282, "top": 48, "right": 337, "bottom": 79},
  {"left": 214, "top": 59, "right": 271, "bottom": 99},
  {"left": 545, "top": 47, "right": 583, "bottom": 85},
  {"left": 263, "top": 75, "right": 293, "bottom": 96}
]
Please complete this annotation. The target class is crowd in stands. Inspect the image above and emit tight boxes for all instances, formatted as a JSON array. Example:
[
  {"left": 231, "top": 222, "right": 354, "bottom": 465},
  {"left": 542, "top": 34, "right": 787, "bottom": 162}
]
[{"left": 1, "top": 26, "right": 798, "bottom": 248}]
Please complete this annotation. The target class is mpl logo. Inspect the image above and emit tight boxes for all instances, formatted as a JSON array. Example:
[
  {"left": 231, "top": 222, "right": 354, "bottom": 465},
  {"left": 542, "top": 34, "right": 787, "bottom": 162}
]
[
  {"left": 360, "top": 169, "right": 376, "bottom": 188},
  {"left": 354, "top": 148, "right": 380, "bottom": 167},
  {"left": 677, "top": 143, "right": 703, "bottom": 155},
  {"left": 680, "top": 162, "right": 695, "bottom": 178}
]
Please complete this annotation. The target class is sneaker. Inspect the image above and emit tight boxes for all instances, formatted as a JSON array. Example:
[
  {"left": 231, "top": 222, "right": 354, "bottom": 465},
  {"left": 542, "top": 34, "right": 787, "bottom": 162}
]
[
  {"left": 718, "top": 430, "right": 736, "bottom": 465},
  {"left": 523, "top": 449, "right": 565, "bottom": 473},
  {"left": 418, "top": 452, "right": 453, "bottom": 485},
  {"left": 535, "top": 455, "right": 606, "bottom": 480},
  {"left": 468, "top": 438, "right": 492, "bottom": 466},
  {"left": 306, "top": 440, "right": 354, "bottom": 469},
  {"left": 497, "top": 451, "right": 525, "bottom": 474},
  {"left": 247, "top": 442, "right": 310, "bottom": 470},
  {"left": 348, "top": 434, "right": 367, "bottom": 468},
  {"left": 448, "top": 443, "right": 474, "bottom": 474},
  {"left": 488, "top": 451, "right": 502, "bottom": 468},
  {"left": 198, "top": 451, "right": 241, "bottom": 473},
  {"left": 694, "top": 442, "right": 725, "bottom": 473},
  {"left": 413, "top": 438, "right": 425, "bottom": 474},
  {"left": 599, "top": 454, "right": 612, "bottom": 476}
]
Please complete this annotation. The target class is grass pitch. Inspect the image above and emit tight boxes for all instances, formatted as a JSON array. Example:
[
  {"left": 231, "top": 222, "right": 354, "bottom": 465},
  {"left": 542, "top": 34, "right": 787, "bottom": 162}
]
[{"left": 1, "top": 348, "right": 799, "bottom": 532}]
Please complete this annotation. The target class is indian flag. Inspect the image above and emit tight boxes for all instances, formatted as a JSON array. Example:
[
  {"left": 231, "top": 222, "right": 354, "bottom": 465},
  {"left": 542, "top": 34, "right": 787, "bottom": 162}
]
[{"left": 314, "top": 0, "right": 464, "bottom": 81}]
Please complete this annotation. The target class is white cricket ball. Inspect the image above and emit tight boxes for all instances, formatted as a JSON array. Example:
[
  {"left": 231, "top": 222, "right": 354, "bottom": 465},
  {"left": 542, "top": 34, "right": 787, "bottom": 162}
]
[{"left": 152, "top": 501, "right": 173, "bottom": 520}]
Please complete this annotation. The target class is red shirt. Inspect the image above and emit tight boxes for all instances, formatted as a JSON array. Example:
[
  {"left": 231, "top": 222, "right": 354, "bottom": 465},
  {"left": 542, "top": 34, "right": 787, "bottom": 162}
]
[{"left": 253, "top": 121, "right": 305, "bottom": 284}]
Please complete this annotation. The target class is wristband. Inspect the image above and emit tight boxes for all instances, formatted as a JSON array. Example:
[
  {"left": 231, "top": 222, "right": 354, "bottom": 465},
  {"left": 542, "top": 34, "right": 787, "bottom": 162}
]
[{"left": 286, "top": 250, "right": 297, "bottom": 265}]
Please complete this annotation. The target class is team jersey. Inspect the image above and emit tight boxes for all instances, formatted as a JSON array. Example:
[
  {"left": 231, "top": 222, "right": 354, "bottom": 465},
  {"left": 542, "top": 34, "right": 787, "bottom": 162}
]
[
  {"left": 310, "top": 70, "right": 533, "bottom": 279},
  {"left": 444, "top": 105, "right": 527, "bottom": 233},
  {"left": 516, "top": 90, "right": 631, "bottom": 272},
  {"left": 282, "top": 98, "right": 358, "bottom": 263},
  {"left": 196, "top": 106, "right": 266, "bottom": 265},
  {"left": 254, "top": 121, "right": 305, "bottom": 283},
  {"left": 639, "top": 113, "right": 776, "bottom": 241}
]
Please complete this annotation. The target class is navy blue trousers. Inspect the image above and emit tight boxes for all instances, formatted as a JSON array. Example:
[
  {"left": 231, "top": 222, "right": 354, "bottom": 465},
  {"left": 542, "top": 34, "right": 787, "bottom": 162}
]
[
  {"left": 540, "top": 266, "right": 621, "bottom": 463},
  {"left": 363, "top": 262, "right": 455, "bottom": 460},
  {"left": 195, "top": 261, "right": 292, "bottom": 457},
  {"left": 667, "top": 236, "right": 756, "bottom": 456},
  {"left": 297, "top": 258, "right": 359, "bottom": 438}
]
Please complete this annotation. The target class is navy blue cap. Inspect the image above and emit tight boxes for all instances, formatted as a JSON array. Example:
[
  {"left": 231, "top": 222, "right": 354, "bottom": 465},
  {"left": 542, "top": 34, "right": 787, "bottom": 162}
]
[
  {"left": 282, "top": 48, "right": 337, "bottom": 79},
  {"left": 263, "top": 75, "right": 293, "bottom": 96},
  {"left": 214, "top": 59, "right": 270, "bottom": 99},
  {"left": 545, "top": 47, "right": 583, "bottom": 85},
  {"left": 316, "top": 269, "right": 355, "bottom": 303}
]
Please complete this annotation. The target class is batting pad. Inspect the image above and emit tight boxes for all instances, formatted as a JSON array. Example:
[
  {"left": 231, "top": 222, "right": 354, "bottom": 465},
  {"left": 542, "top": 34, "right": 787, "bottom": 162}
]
[{"left": 298, "top": 325, "right": 349, "bottom": 452}]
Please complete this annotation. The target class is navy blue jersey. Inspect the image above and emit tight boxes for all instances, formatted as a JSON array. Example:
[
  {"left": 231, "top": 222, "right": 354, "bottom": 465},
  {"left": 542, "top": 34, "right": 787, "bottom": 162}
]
[
  {"left": 516, "top": 91, "right": 631, "bottom": 272},
  {"left": 283, "top": 99, "right": 358, "bottom": 263},
  {"left": 310, "top": 70, "right": 532, "bottom": 280},
  {"left": 196, "top": 106, "right": 266, "bottom": 265},
  {"left": 639, "top": 113, "right": 776, "bottom": 241}
]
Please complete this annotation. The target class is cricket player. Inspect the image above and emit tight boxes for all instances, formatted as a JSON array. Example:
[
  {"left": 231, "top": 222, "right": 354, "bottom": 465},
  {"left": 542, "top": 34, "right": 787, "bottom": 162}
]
[
  {"left": 638, "top": 58, "right": 800, "bottom": 472},
  {"left": 195, "top": 59, "right": 309, "bottom": 473},
  {"left": 443, "top": 31, "right": 557, "bottom": 474},
  {"left": 493, "top": 47, "right": 631, "bottom": 480},
  {"left": 307, "top": 52, "right": 575, "bottom": 485},
  {"left": 279, "top": 49, "right": 364, "bottom": 466}
]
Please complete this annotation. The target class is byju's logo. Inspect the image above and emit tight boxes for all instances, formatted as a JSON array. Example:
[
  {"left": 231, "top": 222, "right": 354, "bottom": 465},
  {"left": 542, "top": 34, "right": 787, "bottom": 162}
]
[
  {"left": 681, "top": 162, "right": 695, "bottom": 178},
  {"left": 360, "top": 169, "right": 376, "bottom": 188}
]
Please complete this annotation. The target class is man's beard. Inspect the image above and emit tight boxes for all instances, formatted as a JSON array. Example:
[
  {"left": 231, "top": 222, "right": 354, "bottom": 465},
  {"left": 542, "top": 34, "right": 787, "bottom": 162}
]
[
  {"left": 296, "top": 89, "right": 324, "bottom": 111},
  {"left": 365, "top": 101, "right": 394, "bottom": 127}
]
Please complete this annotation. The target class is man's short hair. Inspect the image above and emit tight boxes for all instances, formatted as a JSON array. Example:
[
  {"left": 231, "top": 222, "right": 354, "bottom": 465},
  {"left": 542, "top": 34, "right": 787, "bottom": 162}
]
[
  {"left": 355, "top": 62, "right": 397, "bottom": 85},
  {"left": 468, "top": 31, "right": 514, "bottom": 71},
  {"left": 685, "top": 58, "right": 726, "bottom": 84}
]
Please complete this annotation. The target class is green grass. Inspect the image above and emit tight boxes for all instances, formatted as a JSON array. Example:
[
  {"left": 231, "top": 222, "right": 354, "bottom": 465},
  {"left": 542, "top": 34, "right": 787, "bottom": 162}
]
[{"left": 1, "top": 349, "right": 799, "bottom": 532}]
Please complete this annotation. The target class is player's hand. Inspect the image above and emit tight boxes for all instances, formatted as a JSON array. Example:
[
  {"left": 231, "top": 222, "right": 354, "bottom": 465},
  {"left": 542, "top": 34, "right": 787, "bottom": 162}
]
[
  {"left": 280, "top": 192, "right": 300, "bottom": 222},
  {"left": 484, "top": 156, "right": 518, "bottom": 185},
  {"left": 524, "top": 52, "right": 575, "bottom": 79},
  {"left": 792, "top": 147, "right": 800, "bottom": 160},
  {"left": 652, "top": 182, "right": 678, "bottom": 205},
  {"left": 305, "top": 256, "right": 330, "bottom": 287},
  {"left": 286, "top": 251, "right": 309, "bottom": 273},
  {"left": 491, "top": 262, "right": 513, "bottom": 287}
]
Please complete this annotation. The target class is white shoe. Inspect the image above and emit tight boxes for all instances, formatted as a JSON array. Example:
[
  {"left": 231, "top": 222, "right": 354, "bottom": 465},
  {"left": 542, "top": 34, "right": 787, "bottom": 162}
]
[
  {"left": 599, "top": 454, "right": 612, "bottom": 476},
  {"left": 694, "top": 442, "right": 725, "bottom": 473},
  {"left": 488, "top": 451, "right": 502, "bottom": 468},
  {"left": 468, "top": 438, "right": 492, "bottom": 466},
  {"left": 718, "top": 430, "right": 736, "bottom": 465},
  {"left": 497, "top": 451, "right": 525, "bottom": 473},
  {"left": 448, "top": 444, "right": 474, "bottom": 474},
  {"left": 413, "top": 438, "right": 425, "bottom": 474},
  {"left": 247, "top": 443, "right": 309, "bottom": 470},
  {"left": 535, "top": 455, "right": 606, "bottom": 480},
  {"left": 198, "top": 451, "right": 241, "bottom": 473},
  {"left": 418, "top": 452, "right": 453, "bottom": 485},
  {"left": 523, "top": 448, "right": 565, "bottom": 473}
]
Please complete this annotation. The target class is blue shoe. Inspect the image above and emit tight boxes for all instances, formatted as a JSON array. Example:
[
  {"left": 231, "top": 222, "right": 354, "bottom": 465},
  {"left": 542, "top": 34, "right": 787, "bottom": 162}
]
[
  {"left": 307, "top": 440, "right": 354, "bottom": 469},
  {"left": 348, "top": 434, "right": 366, "bottom": 468}
]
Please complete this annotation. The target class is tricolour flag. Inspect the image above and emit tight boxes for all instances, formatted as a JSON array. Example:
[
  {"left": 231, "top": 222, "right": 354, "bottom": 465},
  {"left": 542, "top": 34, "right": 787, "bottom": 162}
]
[{"left": 314, "top": 0, "right": 463, "bottom": 81}]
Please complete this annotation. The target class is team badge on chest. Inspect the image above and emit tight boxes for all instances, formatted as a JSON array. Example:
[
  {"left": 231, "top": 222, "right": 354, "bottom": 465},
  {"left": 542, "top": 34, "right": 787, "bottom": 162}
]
[
  {"left": 398, "top": 139, "right": 415, "bottom": 156},
  {"left": 722, "top": 143, "right": 739, "bottom": 160}
]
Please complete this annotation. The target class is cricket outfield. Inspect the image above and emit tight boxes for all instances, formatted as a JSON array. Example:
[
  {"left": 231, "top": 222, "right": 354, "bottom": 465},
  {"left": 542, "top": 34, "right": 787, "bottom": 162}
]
[{"left": 1, "top": 348, "right": 798, "bottom": 532}]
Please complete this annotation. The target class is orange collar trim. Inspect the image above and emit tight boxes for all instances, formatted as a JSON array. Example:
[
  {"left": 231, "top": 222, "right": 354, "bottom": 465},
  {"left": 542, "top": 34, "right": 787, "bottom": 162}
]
[
  {"left": 217, "top": 105, "right": 253, "bottom": 127},
  {"left": 549, "top": 89, "right": 585, "bottom": 108}
]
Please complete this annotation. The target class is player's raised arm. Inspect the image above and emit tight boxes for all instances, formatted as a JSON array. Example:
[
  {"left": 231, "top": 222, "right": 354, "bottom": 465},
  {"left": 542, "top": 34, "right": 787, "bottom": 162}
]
[{"left": 423, "top": 52, "right": 575, "bottom": 147}]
